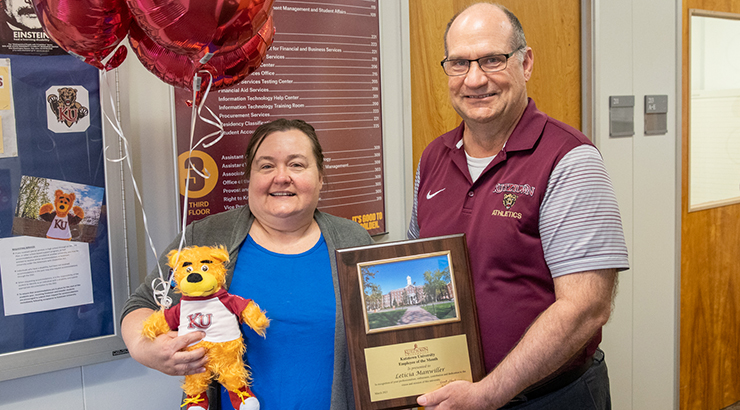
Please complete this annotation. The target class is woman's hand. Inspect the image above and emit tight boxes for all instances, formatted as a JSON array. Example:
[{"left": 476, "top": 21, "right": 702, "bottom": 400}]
[{"left": 121, "top": 308, "right": 208, "bottom": 376}]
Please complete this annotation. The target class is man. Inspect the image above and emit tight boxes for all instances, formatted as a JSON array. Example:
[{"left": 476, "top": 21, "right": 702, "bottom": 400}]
[
  {"left": 0, "top": 0, "right": 65, "bottom": 55},
  {"left": 408, "top": 3, "right": 629, "bottom": 409},
  {"left": 1, "top": 0, "right": 41, "bottom": 31}
]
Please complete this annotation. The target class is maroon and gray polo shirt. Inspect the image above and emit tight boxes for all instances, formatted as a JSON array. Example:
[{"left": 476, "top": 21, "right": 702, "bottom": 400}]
[{"left": 408, "top": 99, "right": 629, "bottom": 373}]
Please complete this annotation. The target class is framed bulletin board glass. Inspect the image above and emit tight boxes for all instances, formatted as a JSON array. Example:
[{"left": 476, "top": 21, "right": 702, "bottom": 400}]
[
  {"left": 0, "top": 53, "right": 130, "bottom": 381},
  {"left": 689, "top": 10, "right": 740, "bottom": 211}
]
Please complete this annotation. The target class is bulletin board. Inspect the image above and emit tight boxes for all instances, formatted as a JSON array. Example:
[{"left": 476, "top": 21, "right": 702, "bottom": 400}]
[{"left": 0, "top": 53, "right": 130, "bottom": 381}]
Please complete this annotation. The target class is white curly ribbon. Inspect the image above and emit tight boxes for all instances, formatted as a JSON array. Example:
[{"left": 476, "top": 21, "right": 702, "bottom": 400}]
[
  {"left": 171, "top": 71, "right": 225, "bottom": 277},
  {"left": 100, "top": 68, "right": 224, "bottom": 309}
]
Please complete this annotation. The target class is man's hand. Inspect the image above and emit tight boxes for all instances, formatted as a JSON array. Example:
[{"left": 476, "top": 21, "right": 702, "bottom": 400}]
[
  {"left": 416, "top": 380, "right": 496, "bottom": 410},
  {"left": 417, "top": 268, "right": 617, "bottom": 409}
]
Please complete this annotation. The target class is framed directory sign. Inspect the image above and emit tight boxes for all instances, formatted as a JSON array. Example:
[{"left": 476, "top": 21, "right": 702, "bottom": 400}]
[{"left": 172, "top": 0, "right": 387, "bottom": 235}]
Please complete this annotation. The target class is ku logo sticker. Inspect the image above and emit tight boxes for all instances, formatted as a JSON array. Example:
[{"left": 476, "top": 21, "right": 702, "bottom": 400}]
[{"left": 46, "top": 86, "right": 91, "bottom": 133}]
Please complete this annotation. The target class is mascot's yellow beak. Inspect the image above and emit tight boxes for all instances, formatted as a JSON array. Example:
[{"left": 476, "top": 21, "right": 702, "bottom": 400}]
[{"left": 178, "top": 262, "right": 220, "bottom": 297}]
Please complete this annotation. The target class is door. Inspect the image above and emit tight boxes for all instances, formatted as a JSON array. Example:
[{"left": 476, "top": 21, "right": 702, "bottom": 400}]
[{"left": 681, "top": 1, "right": 740, "bottom": 409}]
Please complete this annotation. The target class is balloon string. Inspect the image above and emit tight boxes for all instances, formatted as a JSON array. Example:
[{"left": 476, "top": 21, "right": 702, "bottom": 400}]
[
  {"left": 99, "top": 69, "right": 173, "bottom": 309},
  {"left": 194, "top": 71, "right": 225, "bottom": 149},
  {"left": 173, "top": 79, "right": 200, "bottom": 266},
  {"left": 172, "top": 72, "right": 223, "bottom": 273},
  {"left": 99, "top": 70, "right": 226, "bottom": 309}
]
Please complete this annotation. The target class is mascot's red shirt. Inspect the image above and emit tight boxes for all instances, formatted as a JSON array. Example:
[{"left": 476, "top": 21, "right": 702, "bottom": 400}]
[{"left": 163, "top": 289, "right": 251, "bottom": 344}]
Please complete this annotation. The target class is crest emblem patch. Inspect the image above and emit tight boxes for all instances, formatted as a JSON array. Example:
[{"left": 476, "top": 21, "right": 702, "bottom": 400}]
[{"left": 503, "top": 193, "right": 517, "bottom": 210}]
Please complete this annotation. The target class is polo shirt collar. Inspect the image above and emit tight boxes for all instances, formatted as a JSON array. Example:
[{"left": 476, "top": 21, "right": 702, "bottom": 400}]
[
  {"left": 441, "top": 98, "right": 548, "bottom": 154},
  {"left": 505, "top": 98, "right": 548, "bottom": 152}
]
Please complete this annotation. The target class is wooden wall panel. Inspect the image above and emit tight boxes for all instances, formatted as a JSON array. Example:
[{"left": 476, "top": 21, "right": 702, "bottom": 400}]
[
  {"left": 681, "top": 2, "right": 740, "bottom": 409},
  {"left": 408, "top": 0, "right": 581, "bottom": 172}
]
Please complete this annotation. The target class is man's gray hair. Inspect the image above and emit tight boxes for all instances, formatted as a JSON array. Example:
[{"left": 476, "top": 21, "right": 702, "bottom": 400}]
[{"left": 443, "top": 2, "right": 527, "bottom": 58}]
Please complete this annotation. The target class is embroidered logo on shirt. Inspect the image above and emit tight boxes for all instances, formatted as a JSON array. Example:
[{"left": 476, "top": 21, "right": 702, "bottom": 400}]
[
  {"left": 493, "top": 183, "right": 536, "bottom": 196},
  {"left": 426, "top": 188, "right": 446, "bottom": 199},
  {"left": 492, "top": 209, "right": 522, "bottom": 219},
  {"left": 503, "top": 193, "right": 517, "bottom": 209},
  {"left": 492, "top": 193, "right": 522, "bottom": 219}
]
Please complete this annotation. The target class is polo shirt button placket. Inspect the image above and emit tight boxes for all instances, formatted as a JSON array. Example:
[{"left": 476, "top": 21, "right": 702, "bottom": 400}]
[{"left": 463, "top": 190, "right": 475, "bottom": 213}]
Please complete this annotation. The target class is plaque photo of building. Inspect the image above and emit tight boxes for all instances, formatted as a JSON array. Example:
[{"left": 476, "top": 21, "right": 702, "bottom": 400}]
[{"left": 357, "top": 251, "right": 460, "bottom": 333}]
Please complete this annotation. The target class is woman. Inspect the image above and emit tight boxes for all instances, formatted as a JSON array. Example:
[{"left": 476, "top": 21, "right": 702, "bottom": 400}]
[{"left": 121, "top": 119, "right": 373, "bottom": 410}]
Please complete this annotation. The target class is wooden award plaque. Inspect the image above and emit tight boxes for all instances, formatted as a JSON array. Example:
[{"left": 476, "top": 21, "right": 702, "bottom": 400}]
[{"left": 336, "top": 234, "right": 485, "bottom": 410}]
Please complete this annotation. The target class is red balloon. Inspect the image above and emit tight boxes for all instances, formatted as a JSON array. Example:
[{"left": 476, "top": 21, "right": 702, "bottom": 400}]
[
  {"left": 129, "top": 15, "right": 275, "bottom": 104},
  {"left": 204, "top": 15, "right": 275, "bottom": 90},
  {"left": 32, "top": 0, "right": 131, "bottom": 70},
  {"left": 127, "top": 0, "right": 274, "bottom": 63},
  {"left": 128, "top": 20, "right": 194, "bottom": 90}
]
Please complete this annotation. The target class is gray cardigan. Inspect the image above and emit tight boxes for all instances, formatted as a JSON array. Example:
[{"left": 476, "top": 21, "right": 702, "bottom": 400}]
[{"left": 122, "top": 206, "right": 373, "bottom": 410}]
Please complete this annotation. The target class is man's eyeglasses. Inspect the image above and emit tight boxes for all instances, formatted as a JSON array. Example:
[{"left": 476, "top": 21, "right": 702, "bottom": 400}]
[{"left": 440, "top": 46, "right": 524, "bottom": 76}]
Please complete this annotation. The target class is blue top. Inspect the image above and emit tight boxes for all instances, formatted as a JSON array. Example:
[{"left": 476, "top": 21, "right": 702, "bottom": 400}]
[{"left": 221, "top": 234, "right": 335, "bottom": 410}]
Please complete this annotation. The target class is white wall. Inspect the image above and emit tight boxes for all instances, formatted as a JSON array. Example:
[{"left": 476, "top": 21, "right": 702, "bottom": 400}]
[{"left": 594, "top": 0, "right": 679, "bottom": 409}]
